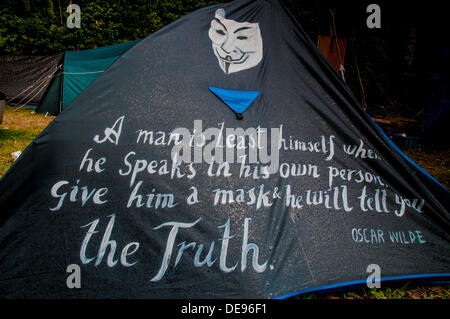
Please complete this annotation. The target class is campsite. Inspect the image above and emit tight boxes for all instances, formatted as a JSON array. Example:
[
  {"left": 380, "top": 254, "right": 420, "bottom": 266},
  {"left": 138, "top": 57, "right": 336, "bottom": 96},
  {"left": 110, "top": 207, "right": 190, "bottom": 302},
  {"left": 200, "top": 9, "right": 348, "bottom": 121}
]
[{"left": 0, "top": 0, "right": 449, "bottom": 301}]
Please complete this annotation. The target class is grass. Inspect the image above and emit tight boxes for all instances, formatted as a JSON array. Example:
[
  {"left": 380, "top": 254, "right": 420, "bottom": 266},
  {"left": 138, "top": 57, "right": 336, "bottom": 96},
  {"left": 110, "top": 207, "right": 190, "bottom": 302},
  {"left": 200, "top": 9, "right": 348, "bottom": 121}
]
[
  {"left": 404, "top": 147, "right": 450, "bottom": 188},
  {"left": 0, "top": 106, "right": 449, "bottom": 299},
  {"left": 0, "top": 106, "right": 55, "bottom": 176}
]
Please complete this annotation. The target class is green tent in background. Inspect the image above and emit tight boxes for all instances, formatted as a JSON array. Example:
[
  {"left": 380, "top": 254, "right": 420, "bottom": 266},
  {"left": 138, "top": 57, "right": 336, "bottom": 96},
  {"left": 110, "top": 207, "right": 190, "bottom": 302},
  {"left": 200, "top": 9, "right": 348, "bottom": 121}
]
[{"left": 36, "top": 39, "right": 141, "bottom": 115}]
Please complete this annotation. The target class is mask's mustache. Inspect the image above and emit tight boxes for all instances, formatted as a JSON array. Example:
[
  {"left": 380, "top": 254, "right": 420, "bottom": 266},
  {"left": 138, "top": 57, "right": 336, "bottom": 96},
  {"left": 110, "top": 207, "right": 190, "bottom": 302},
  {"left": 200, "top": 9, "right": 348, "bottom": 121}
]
[
  {"left": 223, "top": 56, "right": 250, "bottom": 74},
  {"left": 215, "top": 47, "right": 253, "bottom": 64},
  {"left": 215, "top": 49, "right": 251, "bottom": 74}
]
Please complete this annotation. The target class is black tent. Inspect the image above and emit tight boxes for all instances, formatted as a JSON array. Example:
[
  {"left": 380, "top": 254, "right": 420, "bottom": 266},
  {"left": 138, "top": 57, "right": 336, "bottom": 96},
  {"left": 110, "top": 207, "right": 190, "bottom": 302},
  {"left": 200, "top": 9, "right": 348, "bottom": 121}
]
[
  {"left": 0, "top": 54, "right": 63, "bottom": 106},
  {"left": 0, "top": 0, "right": 448, "bottom": 298}
]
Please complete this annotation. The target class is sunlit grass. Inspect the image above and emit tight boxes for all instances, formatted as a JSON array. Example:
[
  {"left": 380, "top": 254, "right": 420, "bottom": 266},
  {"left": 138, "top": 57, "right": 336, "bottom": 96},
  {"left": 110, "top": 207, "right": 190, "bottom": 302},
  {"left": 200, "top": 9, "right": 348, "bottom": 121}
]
[{"left": 0, "top": 106, "right": 55, "bottom": 177}]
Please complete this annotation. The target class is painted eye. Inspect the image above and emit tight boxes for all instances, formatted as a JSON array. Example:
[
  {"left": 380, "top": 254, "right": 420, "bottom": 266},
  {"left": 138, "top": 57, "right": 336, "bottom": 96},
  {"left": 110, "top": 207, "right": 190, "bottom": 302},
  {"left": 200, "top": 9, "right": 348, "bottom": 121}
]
[
  {"left": 216, "top": 29, "right": 226, "bottom": 36},
  {"left": 237, "top": 36, "right": 248, "bottom": 40}
]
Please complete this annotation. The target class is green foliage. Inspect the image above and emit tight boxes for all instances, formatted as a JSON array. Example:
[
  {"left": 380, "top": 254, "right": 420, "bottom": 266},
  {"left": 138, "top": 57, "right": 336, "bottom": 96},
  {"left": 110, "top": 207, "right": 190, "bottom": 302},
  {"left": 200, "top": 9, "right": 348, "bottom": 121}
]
[
  {"left": 359, "top": 287, "right": 406, "bottom": 299},
  {"left": 0, "top": 0, "right": 225, "bottom": 54},
  {"left": 0, "top": 0, "right": 432, "bottom": 109},
  {"left": 293, "top": 284, "right": 450, "bottom": 300}
]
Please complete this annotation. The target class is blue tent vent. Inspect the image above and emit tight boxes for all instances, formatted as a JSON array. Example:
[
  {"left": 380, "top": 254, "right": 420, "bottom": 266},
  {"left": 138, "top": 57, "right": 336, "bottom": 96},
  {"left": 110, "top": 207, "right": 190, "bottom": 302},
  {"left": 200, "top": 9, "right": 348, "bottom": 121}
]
[{"left": 209, "top": 86, "right": 259, "bottom": 117}]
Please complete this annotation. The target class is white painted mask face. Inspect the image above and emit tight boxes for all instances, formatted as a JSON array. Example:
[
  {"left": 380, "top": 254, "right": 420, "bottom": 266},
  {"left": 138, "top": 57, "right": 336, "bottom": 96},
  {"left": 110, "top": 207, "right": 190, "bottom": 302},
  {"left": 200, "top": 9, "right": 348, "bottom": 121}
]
[{"left": 208, "top": 9, "right": 263, "bottom": 74}]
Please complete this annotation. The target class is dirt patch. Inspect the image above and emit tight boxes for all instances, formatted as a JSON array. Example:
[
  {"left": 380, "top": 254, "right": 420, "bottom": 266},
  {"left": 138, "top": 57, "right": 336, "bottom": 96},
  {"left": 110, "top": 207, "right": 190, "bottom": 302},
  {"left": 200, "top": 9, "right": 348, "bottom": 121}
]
[
  {"left": 0, "top": 107, "right": 54, "bottom": 133},
  {"left": 404, "top": 148, "right": 450, "bottom": 189}
]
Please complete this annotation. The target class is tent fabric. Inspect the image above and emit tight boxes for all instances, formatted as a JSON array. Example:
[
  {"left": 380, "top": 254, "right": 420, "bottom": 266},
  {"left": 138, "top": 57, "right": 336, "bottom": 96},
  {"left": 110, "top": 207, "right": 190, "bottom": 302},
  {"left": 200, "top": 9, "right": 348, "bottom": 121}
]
[
  {"left": 0, "top": 53, "right": 63, "bottom": 105},
  {"left": 36, "top": 40, "right": 141, "bottom": 115},
  {"left": 0, "top": 0, "right": 449, "bottom": 299},
  {"left": 63, "top": 39, "right": 142, "bottom": 109},
  {"left": 316, "top": 35, "right": 347, "bottom": 73},
  {"left": 35, "top": 68, "right": 63, "bottom": 115}
]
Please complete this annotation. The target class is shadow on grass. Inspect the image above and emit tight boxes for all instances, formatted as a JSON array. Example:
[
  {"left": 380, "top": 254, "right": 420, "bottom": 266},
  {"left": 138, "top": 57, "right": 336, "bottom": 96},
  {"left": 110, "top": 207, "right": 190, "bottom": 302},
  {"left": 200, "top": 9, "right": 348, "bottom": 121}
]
[{"left": 0, "top": 128, "right": 37, "bottom": 142}]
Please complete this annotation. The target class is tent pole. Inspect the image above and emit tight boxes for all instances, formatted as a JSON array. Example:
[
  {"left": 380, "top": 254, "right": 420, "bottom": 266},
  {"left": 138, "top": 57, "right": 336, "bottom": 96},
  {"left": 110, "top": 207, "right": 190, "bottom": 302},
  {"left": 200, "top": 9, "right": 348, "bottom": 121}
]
[
  {"left": 330, "top": 8, "right": 345, "bottom": 82},
  {"left": 351, "top": 31, "right": 368, "bottom": 110},
  {"left": 59, "top": 52, "right": 65, "bottom": 113}
]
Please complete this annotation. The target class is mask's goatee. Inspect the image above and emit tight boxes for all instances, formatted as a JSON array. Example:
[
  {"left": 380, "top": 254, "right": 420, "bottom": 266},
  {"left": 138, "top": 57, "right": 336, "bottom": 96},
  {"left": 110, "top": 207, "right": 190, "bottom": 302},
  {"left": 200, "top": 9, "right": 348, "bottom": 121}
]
[{"left": 224, "top": 62, "right": 230, "bottom": 74}]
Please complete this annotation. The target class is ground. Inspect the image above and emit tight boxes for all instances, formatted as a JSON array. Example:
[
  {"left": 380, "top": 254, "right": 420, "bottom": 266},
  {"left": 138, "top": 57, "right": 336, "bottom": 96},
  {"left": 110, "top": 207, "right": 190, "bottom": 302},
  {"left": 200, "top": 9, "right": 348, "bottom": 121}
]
[
  {"left": 0, "top": 107, "right": 55, "bottom": 176},
  {"left": 0, "top": 106, "right": 449, "bottom": 299}
]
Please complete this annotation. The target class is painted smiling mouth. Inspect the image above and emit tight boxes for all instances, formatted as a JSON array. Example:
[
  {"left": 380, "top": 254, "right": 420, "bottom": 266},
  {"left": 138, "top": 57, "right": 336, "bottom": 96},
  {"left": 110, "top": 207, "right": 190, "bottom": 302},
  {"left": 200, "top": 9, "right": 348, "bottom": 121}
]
[{"left": 215, "top": 48, "right": 250, "bottom": 65}]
